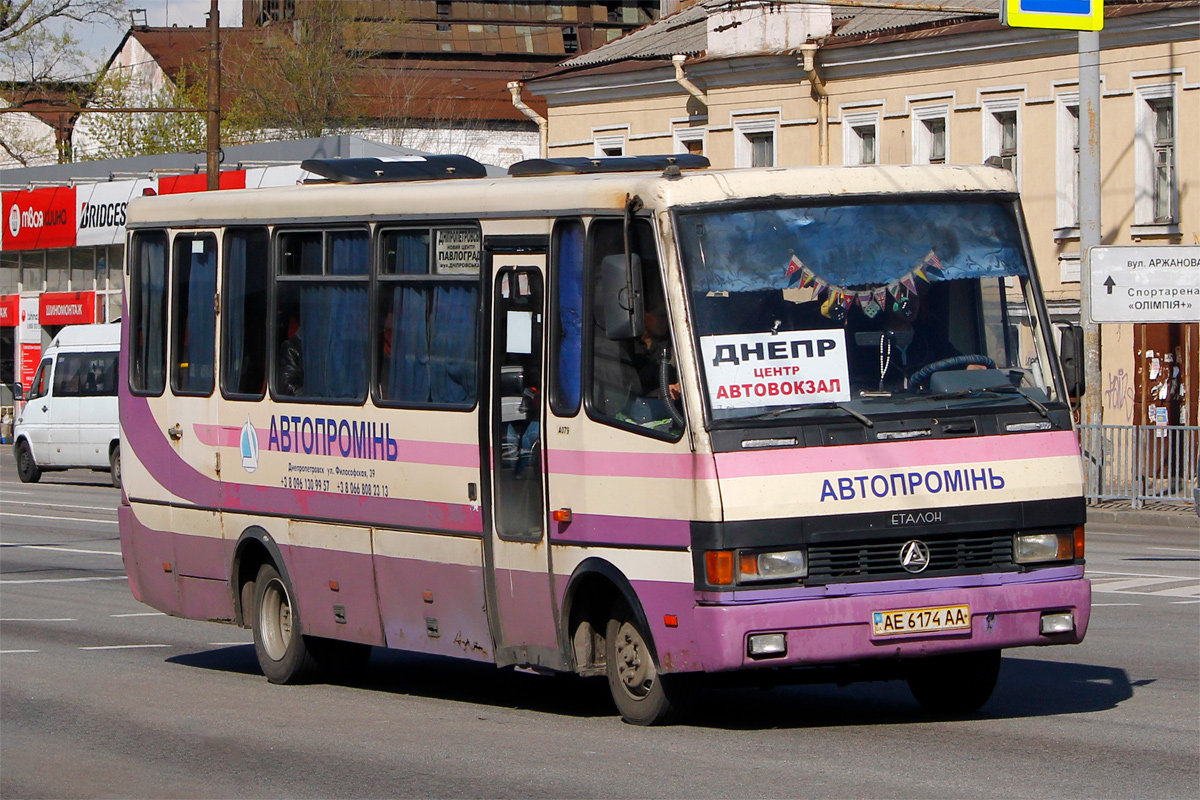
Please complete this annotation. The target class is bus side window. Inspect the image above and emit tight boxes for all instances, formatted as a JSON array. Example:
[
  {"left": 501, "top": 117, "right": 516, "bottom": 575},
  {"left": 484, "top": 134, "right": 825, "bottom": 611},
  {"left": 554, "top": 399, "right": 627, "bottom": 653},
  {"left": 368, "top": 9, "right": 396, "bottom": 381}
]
[
  {"left": 587, "top": 218, "right": 683, "bottom": 439},
  {"left": 129, "top": 230, "right": 168, "bottom": 395},
  {"left": 222, "top": 228, "right": 270, "bottom": 399},
  {"left": 550, "top": 219, "right": 584, "bottom": 416},
  {"left": 273, "top": 229, "right": 369, "bottom": 401},
  {"left": 171, "top": 234, "right": 218, "bottom": 396},
  {"left": 376, "top": 226, "right": 480, "bottom": 408}
]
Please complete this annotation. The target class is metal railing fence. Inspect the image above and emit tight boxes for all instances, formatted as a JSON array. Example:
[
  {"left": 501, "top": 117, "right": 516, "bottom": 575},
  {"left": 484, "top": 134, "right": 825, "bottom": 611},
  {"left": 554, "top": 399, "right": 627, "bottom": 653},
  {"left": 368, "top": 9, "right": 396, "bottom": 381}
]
[{"left": 1078, "top": 424, "right": 1199, "bottom": 509}]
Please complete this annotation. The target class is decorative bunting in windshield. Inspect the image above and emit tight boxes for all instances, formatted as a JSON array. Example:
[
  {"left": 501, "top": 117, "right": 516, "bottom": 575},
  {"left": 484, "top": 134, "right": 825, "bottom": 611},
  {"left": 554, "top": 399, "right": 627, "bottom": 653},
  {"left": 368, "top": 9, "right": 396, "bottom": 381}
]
[{"left": 790, "top": 249, "right": 945, "bottom": 319}]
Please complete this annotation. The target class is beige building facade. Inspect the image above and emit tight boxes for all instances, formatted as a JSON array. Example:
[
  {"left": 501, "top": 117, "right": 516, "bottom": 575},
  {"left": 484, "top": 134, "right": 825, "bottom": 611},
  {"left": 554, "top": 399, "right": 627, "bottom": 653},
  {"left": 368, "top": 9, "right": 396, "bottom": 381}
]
[{"left": 526, "top": 0, "right": 1199, "bottom": 428}]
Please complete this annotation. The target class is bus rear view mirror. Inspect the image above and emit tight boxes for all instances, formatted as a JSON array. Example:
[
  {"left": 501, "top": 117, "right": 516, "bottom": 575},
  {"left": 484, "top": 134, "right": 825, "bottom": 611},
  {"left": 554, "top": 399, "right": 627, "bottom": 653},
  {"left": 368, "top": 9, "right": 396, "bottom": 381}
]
[
  {"left": 600, "top": 253, "right": 644, "bottom": 340},
  {"left": 1059, "top": 324, "right": 1084, "bottom": 399},
  {"left": 10, "top": 383, "right": 23, "bottom": 402}
]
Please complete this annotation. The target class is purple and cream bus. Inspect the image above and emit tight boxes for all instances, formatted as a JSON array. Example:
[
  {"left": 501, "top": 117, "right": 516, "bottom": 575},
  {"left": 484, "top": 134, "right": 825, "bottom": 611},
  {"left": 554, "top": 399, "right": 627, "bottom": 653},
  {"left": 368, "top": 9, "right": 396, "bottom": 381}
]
[{"left": 118, "top": 155, "right": 1089, "bottom": 724}]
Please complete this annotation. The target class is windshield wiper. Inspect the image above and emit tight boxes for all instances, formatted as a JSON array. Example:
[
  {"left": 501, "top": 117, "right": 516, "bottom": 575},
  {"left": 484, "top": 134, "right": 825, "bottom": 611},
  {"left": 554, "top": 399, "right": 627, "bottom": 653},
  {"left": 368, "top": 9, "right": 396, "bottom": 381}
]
[
  {"left": 909, "top": 387, "right": 1050, "bottom": 417},
  {"left": 738, "top": 402, "right": 875, "bottom": 428}
]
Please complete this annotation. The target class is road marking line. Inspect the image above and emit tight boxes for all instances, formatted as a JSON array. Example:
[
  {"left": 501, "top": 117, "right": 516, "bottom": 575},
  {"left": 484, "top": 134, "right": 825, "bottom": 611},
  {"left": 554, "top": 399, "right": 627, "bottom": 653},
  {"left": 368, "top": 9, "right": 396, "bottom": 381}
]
[
  {"left": 1090, "top": 569, "right": 1199, "bottom": 580},
  {"left": 5, "top": 502, "right": 117, "bottom": 513},
  {"left": 1171, "top": 600, "right": 1200, "bottom": 605},
  {"left": 0, "top": 649, "right": 39, "bottom": 654},
  {"left": 1093, "top": 577, "right": 1185, "bottom": 592},
  {"left": 0, "top": 618, "right": 77, "bottom": 622},
  {"left": 209, "top": 642, "right": 251, "bottom": 646},
  {"left": 1091, "top": 603, "right": 1141, "bottom": 607},
  {"left": 1086, "top": 532, "right": 1145, "bottom": 538},
  {"left": 1, "top": 545, "right": 122, "bottom": 556},
  {"left": 0, "top": 512, "right": 117, "bottom": 525},
  {"left": 79, "top": 644, "right": 170, "bottom": 651},
  {"left": 1150, "top": 585, "right": 1200, "bottom": 598},
  {"left": 0, "top": 576, "right": 126, "bottom": 585},
  {"left": 111, "top": 612, "right": 163, "bottom": 617},
  {"left": 1147, "top": 547, "right": 1200, "bottom": 553}
]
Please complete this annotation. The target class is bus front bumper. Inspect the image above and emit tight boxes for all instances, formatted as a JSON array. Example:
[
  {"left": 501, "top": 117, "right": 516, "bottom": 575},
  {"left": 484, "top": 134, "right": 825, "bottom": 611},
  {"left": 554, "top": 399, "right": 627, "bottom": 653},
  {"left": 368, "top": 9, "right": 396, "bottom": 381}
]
[{"left": 690, "top": 572, "right": 1090, "bottom": 672}]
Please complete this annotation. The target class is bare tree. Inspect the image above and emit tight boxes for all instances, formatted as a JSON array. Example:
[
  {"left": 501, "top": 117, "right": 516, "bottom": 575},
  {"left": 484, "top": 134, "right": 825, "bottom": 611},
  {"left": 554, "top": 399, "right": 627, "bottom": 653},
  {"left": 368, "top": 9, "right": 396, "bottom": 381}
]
[
  {"left": 1, "top": 0, "right": 125, "bottom": 164},
  {"left": 222, "top": 0, "right": 401, "bottom": 139}
]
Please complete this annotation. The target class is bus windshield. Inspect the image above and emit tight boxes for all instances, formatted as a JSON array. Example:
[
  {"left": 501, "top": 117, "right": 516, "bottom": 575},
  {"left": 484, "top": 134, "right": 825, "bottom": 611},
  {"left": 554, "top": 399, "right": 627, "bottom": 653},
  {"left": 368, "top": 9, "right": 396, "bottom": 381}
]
[{"left": 676, "top": 198, "right": 1054, "bottom": 426}]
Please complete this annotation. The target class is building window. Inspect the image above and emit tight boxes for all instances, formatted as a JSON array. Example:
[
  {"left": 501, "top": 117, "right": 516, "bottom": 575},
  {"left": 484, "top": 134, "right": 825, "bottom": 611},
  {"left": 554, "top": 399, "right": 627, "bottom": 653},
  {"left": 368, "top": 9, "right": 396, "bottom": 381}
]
[
  {"left": 594, "top": 133, "right": 626, "bottom": 157},
  {"left": 982, "top": 99, "right": 1020, "bottom": 185},
  {"left": 912, "top": 106, "right": 949, "bottom": 165},
  {"left": 1151, "top": 100, "right": 1174, "bottom": 223},
  {"left": 1056, "top": 96, "right": 1080, "bottom": 232},
  {"left": 1134, "top": 86, "right": 1177, "bottom": 229},
  {"left": 673, "top": 127, "right": 706, "bottom": 157},
  {"left": 843, "top": 110, "right": 879, "bottom": 166},
  {"left": 734, "top": 117, "right": 777, "bottom": 168}
]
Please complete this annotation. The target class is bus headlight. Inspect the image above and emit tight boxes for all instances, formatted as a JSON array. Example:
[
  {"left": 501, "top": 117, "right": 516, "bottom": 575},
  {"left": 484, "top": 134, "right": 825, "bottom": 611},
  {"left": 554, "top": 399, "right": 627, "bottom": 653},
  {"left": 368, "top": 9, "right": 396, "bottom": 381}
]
[
  {"left": 1014, "top": 531, "right": 1075, "bottom": 564},
  {"left": 739, "top": 549, "right": 807, "bottom": 583}
]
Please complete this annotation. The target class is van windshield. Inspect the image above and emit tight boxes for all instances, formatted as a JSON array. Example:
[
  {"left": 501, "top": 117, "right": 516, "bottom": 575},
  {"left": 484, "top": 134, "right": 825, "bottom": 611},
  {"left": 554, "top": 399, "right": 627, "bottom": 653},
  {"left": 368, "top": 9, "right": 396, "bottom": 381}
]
[{"left": 675, "top": 198, "right": 1055, "bottom": 425}]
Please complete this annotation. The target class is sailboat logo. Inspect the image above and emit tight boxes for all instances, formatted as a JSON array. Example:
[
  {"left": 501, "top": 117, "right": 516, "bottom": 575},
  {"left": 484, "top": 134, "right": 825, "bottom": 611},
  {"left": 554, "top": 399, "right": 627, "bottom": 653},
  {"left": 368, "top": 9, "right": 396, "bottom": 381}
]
[{"left": 240, "top": 417, "right": 259, "bottom": 473}]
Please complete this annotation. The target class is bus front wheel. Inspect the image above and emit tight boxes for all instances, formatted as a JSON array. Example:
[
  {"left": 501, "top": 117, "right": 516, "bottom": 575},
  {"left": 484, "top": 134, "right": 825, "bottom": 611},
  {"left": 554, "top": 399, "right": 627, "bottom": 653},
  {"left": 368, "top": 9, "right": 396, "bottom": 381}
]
[
  {"left": 605, "top": 602, "right": 680, "bottom": 725},
  {"left": 252, "top": 563, "right": 319, "bottom": 684},
  {"left": 906, "top": 649, "right": 1001, "bottom": 715}
]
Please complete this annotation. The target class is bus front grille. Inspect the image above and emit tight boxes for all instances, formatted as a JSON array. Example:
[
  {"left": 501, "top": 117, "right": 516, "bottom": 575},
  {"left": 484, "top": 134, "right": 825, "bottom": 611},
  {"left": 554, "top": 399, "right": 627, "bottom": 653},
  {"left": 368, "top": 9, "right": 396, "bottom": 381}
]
[{"left": 806, "top": 533, "right": 1013, "bottom": 584}]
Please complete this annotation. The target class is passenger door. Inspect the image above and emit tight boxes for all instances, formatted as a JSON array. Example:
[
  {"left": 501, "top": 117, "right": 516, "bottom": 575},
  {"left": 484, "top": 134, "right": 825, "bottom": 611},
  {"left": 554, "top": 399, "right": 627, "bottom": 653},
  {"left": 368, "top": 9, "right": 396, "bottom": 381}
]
[
  {"left": 48, "top": 352, "right": 84, "bottom": 464},
  {"left": 482, "top": 247, "right": 562, "bottom": 668}
]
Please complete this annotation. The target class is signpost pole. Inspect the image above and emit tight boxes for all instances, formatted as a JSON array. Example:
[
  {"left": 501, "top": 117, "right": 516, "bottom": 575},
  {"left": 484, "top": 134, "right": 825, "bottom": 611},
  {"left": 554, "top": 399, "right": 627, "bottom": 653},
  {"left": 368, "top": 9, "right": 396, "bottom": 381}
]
[{"left": 1079, "top": 29, "right": 1102, "bottom": 429}]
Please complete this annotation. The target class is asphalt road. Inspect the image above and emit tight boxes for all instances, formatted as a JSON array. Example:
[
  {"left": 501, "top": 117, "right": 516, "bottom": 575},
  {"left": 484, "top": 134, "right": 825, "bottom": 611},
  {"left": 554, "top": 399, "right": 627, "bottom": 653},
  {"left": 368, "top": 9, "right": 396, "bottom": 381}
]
[{"left": 2, "top": 460, "right": 1198, "bottom": 799}]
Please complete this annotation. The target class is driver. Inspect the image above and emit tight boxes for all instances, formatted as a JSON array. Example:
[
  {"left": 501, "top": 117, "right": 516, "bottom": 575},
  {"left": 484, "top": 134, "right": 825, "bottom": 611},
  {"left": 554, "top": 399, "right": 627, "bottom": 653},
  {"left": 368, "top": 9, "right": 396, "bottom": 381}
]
[{"left": 877, "top": 289, "right": 985, "bottom": 390}]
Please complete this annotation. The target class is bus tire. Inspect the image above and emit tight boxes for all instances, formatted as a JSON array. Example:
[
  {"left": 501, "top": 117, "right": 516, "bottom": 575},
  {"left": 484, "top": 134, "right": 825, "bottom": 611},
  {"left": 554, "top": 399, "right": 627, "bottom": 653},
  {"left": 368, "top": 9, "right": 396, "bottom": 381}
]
[
  {"left": 252, "top": 562, "right": 319, "bottom": 684},
  {"left": 15, "top": 441, "right": 41, "bottom": 483},
  {"left": 906, "top": 648, "right": 1001, "bottom": 715},
  {"left": 109, "top": 444, "right": 121, "bottom": 489},
  {"left": 605, "top": 601, "right": 678, "bottom": 725}
]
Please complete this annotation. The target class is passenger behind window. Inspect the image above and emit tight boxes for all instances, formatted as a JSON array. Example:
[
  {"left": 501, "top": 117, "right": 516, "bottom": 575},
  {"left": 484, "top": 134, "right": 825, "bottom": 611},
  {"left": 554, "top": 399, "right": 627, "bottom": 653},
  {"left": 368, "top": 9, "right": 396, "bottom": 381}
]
[{"left": 277, "top": 311, "right": 304, "bottom": 396}]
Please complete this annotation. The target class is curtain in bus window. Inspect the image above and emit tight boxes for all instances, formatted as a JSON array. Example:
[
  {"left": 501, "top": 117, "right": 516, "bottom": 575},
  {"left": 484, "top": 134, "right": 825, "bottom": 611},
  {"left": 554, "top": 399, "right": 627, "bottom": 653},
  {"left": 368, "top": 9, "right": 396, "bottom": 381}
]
[
  {"left": 429, "top": 284, "right": 477, "bottom": 404},
  {"left": 299, "top": 232, "right": 368, "bottom": 399},
  {"left": 225, "top": 234, "right": 248, "bottom": 389},
  {"left": 223, "top": 230, "right": 269, "bottom": 396},
  {"left": 131, "top": 233, "right": 166, "bottom": 393},
  {"left": 181, "top": 247, "right": 216, "bottom": 393},
  {"left": 388, "top": 285, "right": 430, "bottom": 403},
  {"left": 555, "top": 223, "right": 585, "bottom": 412}
]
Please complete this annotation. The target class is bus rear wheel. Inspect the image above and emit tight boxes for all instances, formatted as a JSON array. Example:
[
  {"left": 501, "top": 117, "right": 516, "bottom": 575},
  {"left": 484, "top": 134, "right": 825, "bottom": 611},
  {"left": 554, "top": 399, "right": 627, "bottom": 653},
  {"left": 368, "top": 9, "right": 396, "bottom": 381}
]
[
  {"left": 605, "top": 601, "right": 680, "bottom": 725},
  {"left": 15, "top": 441, "right": 41, "bottom": 483},
  {"left": 109, "top": 444, "right": 121, "bottom": 489},
  {"left": 252, "top": 563, "right": 319, "bottom": 684},
  {"left": 906, "top": 649, "right": 1002, "bottom": 715}
]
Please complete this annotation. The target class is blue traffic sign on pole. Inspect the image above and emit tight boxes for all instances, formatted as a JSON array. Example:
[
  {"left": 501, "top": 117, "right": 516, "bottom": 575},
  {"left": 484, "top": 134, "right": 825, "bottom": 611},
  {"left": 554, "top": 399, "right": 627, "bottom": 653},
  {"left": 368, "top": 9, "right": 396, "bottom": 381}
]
[{"left": 1005, "top": 0, "right": 1104, "bottom": 31}]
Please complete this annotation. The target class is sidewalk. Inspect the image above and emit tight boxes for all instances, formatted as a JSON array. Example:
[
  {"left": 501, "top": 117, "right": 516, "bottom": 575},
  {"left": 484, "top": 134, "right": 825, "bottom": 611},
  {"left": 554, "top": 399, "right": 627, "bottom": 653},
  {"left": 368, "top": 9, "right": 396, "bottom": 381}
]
[{"left": 1087, "top": 499, "right": 1200, "bottom": 529}]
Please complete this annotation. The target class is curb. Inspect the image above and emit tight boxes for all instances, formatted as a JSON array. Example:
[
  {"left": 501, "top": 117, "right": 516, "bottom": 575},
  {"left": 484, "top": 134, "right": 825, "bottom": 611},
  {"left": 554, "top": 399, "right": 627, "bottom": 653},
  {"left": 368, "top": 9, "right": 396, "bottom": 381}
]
[{"left": 1087, "top": 507, "right": 1200, "bottom": 530}]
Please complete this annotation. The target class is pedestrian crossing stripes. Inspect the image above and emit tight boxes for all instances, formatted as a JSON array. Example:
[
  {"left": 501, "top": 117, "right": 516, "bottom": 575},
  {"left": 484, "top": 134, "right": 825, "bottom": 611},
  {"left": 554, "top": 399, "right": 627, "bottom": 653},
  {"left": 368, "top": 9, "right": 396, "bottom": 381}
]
[{"left": 1089, "top": 571, "right": 1200, "bottom": 599}]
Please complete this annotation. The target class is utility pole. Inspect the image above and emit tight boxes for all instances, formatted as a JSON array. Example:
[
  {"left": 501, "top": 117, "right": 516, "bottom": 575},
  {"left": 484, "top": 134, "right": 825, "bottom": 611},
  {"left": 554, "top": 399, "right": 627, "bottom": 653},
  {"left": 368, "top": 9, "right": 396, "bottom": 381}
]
[
  {"left": 1078, "top": 29, "right": 1102, "bottom": 428},
  {"left": 206, "top": 0, "right": 221, "bottom": 191}
]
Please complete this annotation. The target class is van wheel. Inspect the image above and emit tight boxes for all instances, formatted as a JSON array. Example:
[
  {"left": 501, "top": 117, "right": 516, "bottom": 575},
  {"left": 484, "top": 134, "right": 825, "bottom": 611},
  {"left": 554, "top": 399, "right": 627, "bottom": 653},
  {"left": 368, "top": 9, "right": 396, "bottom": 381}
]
[
  {"left": 15, "top": 441, "right": 41, "bottom": 483},
  {"left": 605, "top": 600, "right": 680, "bottom": 725},
  {"left": 252, "top": 563, "right": 319, "bottom": 684},
  {"left": 109, "top": 444, "right": 121, "bottom": 489}
]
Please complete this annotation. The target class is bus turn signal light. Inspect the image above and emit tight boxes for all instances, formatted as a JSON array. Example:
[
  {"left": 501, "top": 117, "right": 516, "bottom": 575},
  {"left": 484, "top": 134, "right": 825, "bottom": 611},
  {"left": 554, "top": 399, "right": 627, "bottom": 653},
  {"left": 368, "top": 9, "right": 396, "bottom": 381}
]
[
  {"left": 1074, "top": 526, "right": 1085, "bottom": 559},
  {"left": 705, "top": 551, "right": 734, "bottom": 585}
]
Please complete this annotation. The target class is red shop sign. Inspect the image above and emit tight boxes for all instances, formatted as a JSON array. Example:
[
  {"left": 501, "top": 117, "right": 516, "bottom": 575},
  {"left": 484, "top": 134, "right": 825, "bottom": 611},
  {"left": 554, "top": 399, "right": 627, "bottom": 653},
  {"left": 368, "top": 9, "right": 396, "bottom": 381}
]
[
  {"left": 0, "top": 294, "right": 17, "bottom": 327},
  {"left": 39, "top": 291, "right": 96, "bottom": 325},
  {"left": 3, "top": 186, "right": 76, "bottom": 251},
  {"left": 158, "top": 170, "right": 247, "bottom": 194}
]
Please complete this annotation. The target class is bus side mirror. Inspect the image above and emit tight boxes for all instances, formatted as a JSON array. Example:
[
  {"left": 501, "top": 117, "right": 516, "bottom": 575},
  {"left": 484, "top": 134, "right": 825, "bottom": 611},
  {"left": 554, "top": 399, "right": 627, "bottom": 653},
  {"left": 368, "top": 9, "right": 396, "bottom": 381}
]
[
  {"left": 1060, "top": 324, "right": 1084, "bottom": 399},
  {"left": 600, "top": 253, "right": 644, "bottom": 340}
]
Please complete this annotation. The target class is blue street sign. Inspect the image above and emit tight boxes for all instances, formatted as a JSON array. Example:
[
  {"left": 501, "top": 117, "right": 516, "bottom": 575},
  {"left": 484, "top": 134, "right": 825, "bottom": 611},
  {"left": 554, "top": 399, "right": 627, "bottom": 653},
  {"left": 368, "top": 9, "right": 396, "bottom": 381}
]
[{"left": 1005, "top": 0, "right": 1104, "bottom": 31}]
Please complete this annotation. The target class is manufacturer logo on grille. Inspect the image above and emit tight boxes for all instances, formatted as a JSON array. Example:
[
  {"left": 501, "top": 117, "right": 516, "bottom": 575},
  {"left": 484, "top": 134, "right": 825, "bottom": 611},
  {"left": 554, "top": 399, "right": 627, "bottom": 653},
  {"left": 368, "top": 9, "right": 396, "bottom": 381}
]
[{"left": 899, "top": 540, "right": 931, "bottom": 573}]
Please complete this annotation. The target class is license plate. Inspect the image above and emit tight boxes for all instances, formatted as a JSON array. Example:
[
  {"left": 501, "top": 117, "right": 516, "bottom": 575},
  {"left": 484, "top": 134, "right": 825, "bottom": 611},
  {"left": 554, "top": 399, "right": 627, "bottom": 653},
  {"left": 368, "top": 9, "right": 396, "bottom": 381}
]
[{"left": 872, "top": 604, "right": 971, "bottom": 637}]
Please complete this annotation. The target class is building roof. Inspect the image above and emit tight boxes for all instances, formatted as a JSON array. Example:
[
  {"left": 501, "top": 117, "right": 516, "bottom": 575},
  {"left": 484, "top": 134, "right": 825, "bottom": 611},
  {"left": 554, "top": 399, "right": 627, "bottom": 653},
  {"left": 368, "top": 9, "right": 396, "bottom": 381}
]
[{"left": 119, "top": 26, "right": 545, "bottom": 125}]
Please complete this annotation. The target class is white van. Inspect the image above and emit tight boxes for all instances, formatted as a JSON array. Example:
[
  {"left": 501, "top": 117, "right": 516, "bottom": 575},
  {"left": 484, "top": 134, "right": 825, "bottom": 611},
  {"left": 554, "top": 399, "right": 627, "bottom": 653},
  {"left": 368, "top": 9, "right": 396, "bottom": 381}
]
[{"left": 12, "top": 323, "right": 121, "bottom": 487}]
